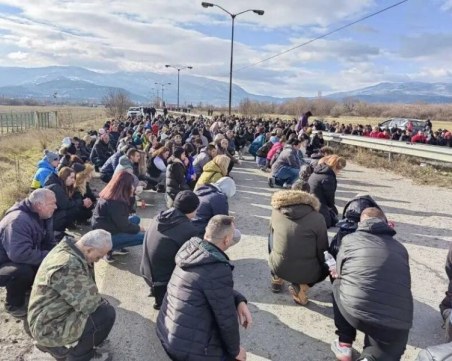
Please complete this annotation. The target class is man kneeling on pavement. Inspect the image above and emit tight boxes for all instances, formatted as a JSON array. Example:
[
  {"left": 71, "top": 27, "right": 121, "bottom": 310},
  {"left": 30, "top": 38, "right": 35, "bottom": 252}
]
[
  {"left": 156, "top": 215, "right": 251, "bottom": 361},
  {"left": 27, "top": 230, "right": 116, "bottom": 361}
]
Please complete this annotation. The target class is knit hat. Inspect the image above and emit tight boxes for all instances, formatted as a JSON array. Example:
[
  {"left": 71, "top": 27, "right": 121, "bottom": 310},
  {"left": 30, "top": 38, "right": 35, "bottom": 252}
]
[
  {"left": 43, "top": 149, "right": 59, "bottom": 163},
  {"left": 72, "top": 163, "right": 86, "bottom": 174},
  {"left": 173, "top": 190, "right": 200, "bottom": 214},
  {"left": 213, "top": 177, "right": 236, "bottom": 198}
]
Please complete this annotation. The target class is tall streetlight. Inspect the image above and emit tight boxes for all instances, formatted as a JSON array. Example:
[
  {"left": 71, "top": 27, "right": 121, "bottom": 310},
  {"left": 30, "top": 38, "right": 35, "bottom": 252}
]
[
  {"left": 155, "top": 82, "right": 171, "bottom": 107},
  {"left": 165, "top": 65, "right": 193, "bottom": 110},
  {"left": 201, "top": 2, "right": 264, "bottom": 115}
]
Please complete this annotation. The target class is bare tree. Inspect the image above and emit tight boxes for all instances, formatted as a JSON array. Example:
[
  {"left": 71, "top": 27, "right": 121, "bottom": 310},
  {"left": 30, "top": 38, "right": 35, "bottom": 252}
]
[{"left": 102, "top": 89, "right": 134, "bottom": 117}]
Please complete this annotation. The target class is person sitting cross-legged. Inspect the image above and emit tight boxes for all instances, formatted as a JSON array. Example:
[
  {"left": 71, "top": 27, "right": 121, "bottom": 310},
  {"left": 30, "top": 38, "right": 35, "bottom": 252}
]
[
  {"left": 27, "top": 230, "right": 116, "bottom": 361},
  {"left": 0, "top": 189, "right": 57, "bottom": 318}
]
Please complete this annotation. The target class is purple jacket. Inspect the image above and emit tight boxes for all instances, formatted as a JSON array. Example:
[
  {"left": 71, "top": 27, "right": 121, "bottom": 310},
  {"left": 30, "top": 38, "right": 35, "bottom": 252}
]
[{"left": 0, "top": 200, "right": 55, "bottom": 266}]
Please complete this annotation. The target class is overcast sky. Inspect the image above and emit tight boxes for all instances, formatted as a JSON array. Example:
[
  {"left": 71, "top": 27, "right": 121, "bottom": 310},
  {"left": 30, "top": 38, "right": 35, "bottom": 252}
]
[{"left": 0, "top": 0, "right": 451, "bottom": 97}]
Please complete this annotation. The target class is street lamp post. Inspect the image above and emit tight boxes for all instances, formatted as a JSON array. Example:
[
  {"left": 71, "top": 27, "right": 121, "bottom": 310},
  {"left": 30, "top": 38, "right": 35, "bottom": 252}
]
[
  {"left": 165, "top": 65, "right": 193, "bottom": 110},
  {"left": 201, "top": 2, "right": 264, "bottom": 115},
  {"left": 155, "top": 82, "right": 171, "bottom": 107}
]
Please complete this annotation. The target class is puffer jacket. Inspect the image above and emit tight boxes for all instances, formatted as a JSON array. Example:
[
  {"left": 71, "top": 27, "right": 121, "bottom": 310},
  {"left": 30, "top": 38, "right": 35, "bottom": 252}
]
[
  {"left": 271, "top": 145, "right": 302, "bottom": 175},
  {"left": 157, "top": 237, "right": 246, "bottom": 361},
  {"left": 31, "top": 159, "right": 57, "bottom": 189},
  {"left": 269, "top": 190, "right": 328, "bottom": 284},
  {"left": 195, "top": 161, "right": 227, "bottom": 189},
  {"left": 140, "top": 208, "right": 198, "bottom": 288},
  {"left": 193, "top": 184, "right": 229, "bottom": 237},
  {"left": 166, "top": 158, "right": 189, "bottom": 200},
  {"left": 333, "top": 218, "right": 413, "bottom": 330},
  {"left": 28, "top": 238, "right": 101, "bottom": 347},
  {"left": 308, "top": 164, "right": 338, "bottom": 228},
  {"left": 89, "top": 139, "right": 114, "bottom": 168}
]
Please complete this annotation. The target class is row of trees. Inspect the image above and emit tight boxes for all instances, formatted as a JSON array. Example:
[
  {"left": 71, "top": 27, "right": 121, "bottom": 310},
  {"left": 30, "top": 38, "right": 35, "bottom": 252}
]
[{"left": 237, "top": 97, "right": 452, "bottom": 121}]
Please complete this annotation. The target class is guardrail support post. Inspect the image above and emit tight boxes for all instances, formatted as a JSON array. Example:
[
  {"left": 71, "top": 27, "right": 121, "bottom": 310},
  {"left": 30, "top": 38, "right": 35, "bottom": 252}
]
[{"left": 388, "top": 152, "right": 392, "bottom": 162}]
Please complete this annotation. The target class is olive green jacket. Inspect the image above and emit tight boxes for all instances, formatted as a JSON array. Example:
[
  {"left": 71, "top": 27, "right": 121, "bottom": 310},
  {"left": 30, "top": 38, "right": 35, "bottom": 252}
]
[{"left": 27, "top": 238, "right": 101, "bottom": 347}]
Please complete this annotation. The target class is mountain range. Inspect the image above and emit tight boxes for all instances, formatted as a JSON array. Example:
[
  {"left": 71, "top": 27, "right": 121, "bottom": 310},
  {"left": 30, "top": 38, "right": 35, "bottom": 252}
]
[{"left": 0, "top": 66, "right": 451, "bottom": 105}]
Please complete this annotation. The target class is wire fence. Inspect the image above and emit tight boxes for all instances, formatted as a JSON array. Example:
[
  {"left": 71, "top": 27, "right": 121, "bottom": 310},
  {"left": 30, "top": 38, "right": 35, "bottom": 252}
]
[{"left": 0, "top": 111, "right": 59, "bottom": 134}]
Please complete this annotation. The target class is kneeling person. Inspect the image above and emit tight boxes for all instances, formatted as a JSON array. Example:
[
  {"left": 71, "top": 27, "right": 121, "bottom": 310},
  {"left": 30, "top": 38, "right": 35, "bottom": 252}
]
[{"left": 28, "top": 230, "right": 116, "bottom": 361}]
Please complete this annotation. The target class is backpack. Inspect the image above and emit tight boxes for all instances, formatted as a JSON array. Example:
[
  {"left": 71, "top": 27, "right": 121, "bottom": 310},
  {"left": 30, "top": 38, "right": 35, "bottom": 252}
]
[
  {"left": 329, "top": 194, "right": 383, "bottom": 258},
  {"left": 256, "top": 141, "right": 273, "bottom": 158}
]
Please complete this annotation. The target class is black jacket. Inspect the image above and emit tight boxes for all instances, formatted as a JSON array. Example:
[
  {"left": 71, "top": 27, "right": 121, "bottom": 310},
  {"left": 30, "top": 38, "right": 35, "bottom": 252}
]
[
  {"left": 157, "top": 238, "right": 246, "bottom": 361},
  {"left": 193, "top": 185, "right": 229, "bottom": 237},
  {"left": 333, "top": 218, "right": 413, "bottom": 330},
  {"left": 166, "top": 158, "right": 189, "bottom": 200},
  {"left": 91, "top": 198, "right": 140, "bottom": 235},
  {"left": 45, "top": 179, "right": 83, "bottom": 231},
  {"left": 308, "top": 164, "right": 338, "bottom": 228},
  {"left": 140, "top": 208, "right": 198, "bottom": 287},
  {"left": 90, "top": 139, "right": 114, "bottom": 168},
  {"left": 440, "top": 244, "right": 452, "bottom": 315}
]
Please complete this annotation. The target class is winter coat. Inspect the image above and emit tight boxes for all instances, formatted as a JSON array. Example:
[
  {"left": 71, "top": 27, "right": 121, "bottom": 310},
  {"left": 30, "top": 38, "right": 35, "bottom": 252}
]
[
  {"left": 267, "top": 142, "right": 284, "bottom": 161},
  {"left": 89, "top": 139, "right": 114, "bottom": 168},
  {"left": 31, "top": 159, "right": 58, "bottom": 189},
  {"left": 140, "top": 208, "right": 198, "bottom": 288},
  {"left": 185, "top": 156, "right": 196, "bottom": 184},
  {"left": 148, "top": 156, "right": 166, "bottom": 179},
  {"left": 271, "top": 145, "right": 302, "bottom": 175},
  {"left": 91, "top": 198, "right": 140, "bottom": 235},
  {"left": 269, "top": 191, "right": 328, "bottom": 284},
  {"left": 333, "top": 218, "right": 413, "bottom": 330},
  {"left": 156, "top": 237, "right": 246, "bottom": 361},
  {"left": 0, "top": 200, "right": 55, "bottom": 266},
  {"left": 28, "top": 238, "right": 101, "bottom": 347},
  {"left": 248, "top": 134, "right": 266, "bottom": 157},
  {"left": 193, "top": 184, "right": 229, "bottom": 237},
  {"left": 46, "top": 179, "right": 83, "bottom": 231},
  {"left": 308, "top": 164, "right": 338, "bottom": 228},
  {"left": 256, "top": 141, "right": 274, "bottom": 158},
  {"left": 100, "top": 151, "right": 123, "bottom": 177},
  {"left": 195, "top": 161, "right": 227, "bottom": 189},
  {"left": 166, "top": 158, "right": 189, "bottom": 200}
]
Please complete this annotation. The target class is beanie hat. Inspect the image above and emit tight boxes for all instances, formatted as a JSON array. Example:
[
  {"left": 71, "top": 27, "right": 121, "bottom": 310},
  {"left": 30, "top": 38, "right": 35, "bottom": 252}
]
[
  {"left": 72, "top": 163, "right": 86, "bottom": 174},
  {"left": 213, "top": 177, "right": 236, "bottom": 198},
  {"left": 173, "top": 190, "right": 200, "bottom": 214},
  {"left": 43, "top": 149, "right": 59, "bottom": 163}
]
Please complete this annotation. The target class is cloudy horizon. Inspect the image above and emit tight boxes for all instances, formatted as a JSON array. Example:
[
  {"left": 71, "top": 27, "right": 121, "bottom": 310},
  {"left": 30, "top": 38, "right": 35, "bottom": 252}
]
[{"left": 0, "top": 0, "right": 451, "bottom": 97}]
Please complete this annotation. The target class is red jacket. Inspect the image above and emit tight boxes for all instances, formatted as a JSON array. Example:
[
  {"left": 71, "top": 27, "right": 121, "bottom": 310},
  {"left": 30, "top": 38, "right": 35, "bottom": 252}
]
[{"left": 411, "top": 134, "right": 426, "bottom": 143}]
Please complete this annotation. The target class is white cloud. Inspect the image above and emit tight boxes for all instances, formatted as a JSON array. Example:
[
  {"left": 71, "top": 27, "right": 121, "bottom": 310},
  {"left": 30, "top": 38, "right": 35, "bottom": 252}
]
[{"left": 7, "top": 51, "right": 29, "bottom": 60}]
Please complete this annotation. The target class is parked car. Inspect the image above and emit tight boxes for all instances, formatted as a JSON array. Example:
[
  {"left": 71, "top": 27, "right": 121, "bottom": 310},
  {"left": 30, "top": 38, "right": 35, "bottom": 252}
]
[
  {"left": 379, "top": 118, "right": 427, "bottom": 133},
  {"left": 127, "top": 107, "right": 144, "bottom": 118}
]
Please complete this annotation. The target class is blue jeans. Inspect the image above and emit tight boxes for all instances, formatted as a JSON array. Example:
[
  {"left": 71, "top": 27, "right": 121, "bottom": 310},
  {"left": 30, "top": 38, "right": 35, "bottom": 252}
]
[
  {"left": 274, "top": 166, "right": 299, "bottom": 186},
  {"left": 111, "top": 215, "right": 144, "bottom": 250}
]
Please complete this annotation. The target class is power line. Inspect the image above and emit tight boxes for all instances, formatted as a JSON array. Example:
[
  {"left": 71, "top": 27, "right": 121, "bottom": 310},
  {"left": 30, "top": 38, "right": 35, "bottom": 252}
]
[{"left": 235, "top": 0, "right": 409, "bottom": 73}]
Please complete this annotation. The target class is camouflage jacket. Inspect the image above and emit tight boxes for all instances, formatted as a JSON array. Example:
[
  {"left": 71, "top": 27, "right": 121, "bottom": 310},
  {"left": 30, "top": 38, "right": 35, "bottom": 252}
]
[{"left": 27, "top": 237, "right": 101, "bottom": 347}]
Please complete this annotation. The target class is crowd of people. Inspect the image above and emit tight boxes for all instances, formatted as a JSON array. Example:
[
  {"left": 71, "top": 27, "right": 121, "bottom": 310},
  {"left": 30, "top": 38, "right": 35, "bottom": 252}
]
[{"left": 0, "top": 110, "right": 450, "bottom": 361}]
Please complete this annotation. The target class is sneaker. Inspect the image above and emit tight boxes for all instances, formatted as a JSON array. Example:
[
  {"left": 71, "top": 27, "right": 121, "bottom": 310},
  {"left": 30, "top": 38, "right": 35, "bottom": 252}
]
[
  {"left": 268, "top": 177, "right": 274, "bottom": 188},
  {"left": 36, "top": 344, "right": 69, "bottom": 361},
  {"left": 331, "top": 339, "right": 352, "bottom": 361},
  {"left": 112, "top": 248, "right": 129, "bottom": 256},
  {"left": 5, "top": 304, "right": 27, "bottom": 318},
  {"left": 288, "top": 284, "right": 309, "bottom": 305},
  {"left": 92, "top": 351, "right": 112, "bottom": 361},
  {"left": 271, "top": 276, "right": 284, "bottom": 293},
  {"left": 103, "top": 253, "right": 115, "bottom": 263}
]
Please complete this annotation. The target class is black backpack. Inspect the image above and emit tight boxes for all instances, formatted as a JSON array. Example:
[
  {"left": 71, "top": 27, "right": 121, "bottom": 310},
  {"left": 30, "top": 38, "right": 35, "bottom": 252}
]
[{"left": 329, "top": 194, "right": 383, "bottom": 258}]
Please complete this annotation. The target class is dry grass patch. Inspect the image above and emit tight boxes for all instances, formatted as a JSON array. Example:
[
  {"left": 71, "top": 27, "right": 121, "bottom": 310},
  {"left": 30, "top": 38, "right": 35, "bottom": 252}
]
[{"left": 336, "top": 145, "right": 452, "bottom": 188}]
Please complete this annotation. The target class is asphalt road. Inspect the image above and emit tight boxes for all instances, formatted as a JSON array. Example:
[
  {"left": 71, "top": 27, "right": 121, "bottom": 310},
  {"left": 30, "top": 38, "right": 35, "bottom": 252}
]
[{"left": 19, "top": 158, "right": 452, "bottom": 360}]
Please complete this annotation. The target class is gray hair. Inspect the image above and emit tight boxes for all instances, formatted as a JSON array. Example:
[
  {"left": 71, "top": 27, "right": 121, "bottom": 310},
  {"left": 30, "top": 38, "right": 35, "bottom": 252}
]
[
  {"left": 78, "top": 230, "right": 112, "bottom": 250},
  {"left": 29, "top": 189, "right": 55, "bottom": 205},
  {"left": 205, "top": 215, "right": 235, "bottom": 245}
]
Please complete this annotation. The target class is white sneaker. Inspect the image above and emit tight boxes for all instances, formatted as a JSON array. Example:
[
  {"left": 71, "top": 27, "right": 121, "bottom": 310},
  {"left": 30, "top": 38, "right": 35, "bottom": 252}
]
[{"left": 331, "top": 339, "right": 352, "bottom": 361}]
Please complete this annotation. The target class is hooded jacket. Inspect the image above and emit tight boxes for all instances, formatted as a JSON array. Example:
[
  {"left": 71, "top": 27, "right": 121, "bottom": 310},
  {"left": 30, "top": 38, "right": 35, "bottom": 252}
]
[
  {"left": 89, "top": 139, "right": 114, "bottom": 168},
  {"left": 195, "top": 160, "right": 227, "bottom": 189},
  {"left": 271, "top": 145, "right": 302, "bottom": 176},
  {"left": 100, "top": 151, "right": 123, "bottom": 176},
  {"left": 269, "top": 191, "right": 329, "bottom": 284},
  {"left": 333, "top": 218, "right": 413, "bottom": 330},
  {"left": 0, "top": 199, "right": 55, "bottom": 266},
  {"left": 140, "top": 208, "right": 198, "bottom": 287},
  {"left": 31, "top": 159, "right": 58, "bottom": 189},
  {"left": 166, "top": 158, "right": 189, "bottom": 200},
  {"left": 156, "top": 237, "right": 246, "bottom": 361},
  {"left": 27, "top": 237, "right": 101, "bottom": 347},
  {"left": 308, "top": 163, "right": 338, "bottom": 228},
  {"left": 193, "top": 149, "right": 212, "bottom": 177},
  {"left": 193, "top": 184, "right": 229, "bottom": 237}
]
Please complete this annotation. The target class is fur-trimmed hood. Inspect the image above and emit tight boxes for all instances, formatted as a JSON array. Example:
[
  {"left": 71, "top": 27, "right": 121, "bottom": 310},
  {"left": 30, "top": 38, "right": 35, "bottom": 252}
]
[{"left": 271, "top": 190, "right": 320, "bottom": 212}]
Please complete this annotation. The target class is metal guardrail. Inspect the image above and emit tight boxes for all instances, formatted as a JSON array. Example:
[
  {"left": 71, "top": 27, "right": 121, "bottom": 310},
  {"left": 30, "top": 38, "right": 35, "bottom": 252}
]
[{"left": 323, "top": 133, "right": 452, "bottom": 163}]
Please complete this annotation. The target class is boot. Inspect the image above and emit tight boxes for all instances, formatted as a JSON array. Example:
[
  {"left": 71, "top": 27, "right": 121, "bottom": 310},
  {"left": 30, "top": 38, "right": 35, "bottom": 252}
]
[
  {"left": 270, "top": 276, "right": 284, "bottom": 293},
  {"left": 288, "top": 284, "right": 310, "bottom": 305}
]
